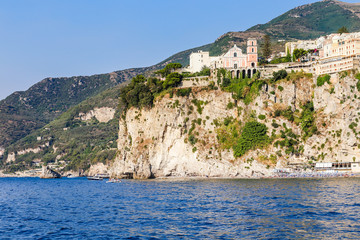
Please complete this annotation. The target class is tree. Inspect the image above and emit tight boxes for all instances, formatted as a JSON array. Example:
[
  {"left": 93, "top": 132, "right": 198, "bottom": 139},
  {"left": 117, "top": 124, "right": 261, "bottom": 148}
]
[
  {"left": 285, "top": 47, "right": 291, "bottom": 62},
  {"left": 272, "top": 70, "right": 288, "bottom": 83},
  {"left": 132, "top": 75, "right": 146, "bottom": 83},
  {"left": 155, "top": 63, "right": 182, "bottom": 77},
  {"left": 293, "top": 48, "right": 307, "bottom": 61},
  {"left": 338, "top": 26, "right": 349, "bottom": 34},
  {"left": 198, "top": 66, "right": 211, "bottom": 76},
  {"left": 262, "top": 34, "right": 272, "bottom": 59},
  {"left": 163, "top": 72, "right": 182, "bottom": 89}
]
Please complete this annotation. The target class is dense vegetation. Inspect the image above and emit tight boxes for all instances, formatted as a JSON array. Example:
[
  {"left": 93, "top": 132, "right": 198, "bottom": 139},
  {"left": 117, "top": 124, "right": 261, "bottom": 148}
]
[
  {"left": 233, "top": 121, "right": 270, "bottom": 157},
  {"left": 1, "top": 86, "right": 124, "bottom": 173},
  {"left": 120, "top": 64, "right": 184, "bottom": 109},
  {"left": 273, "top": 101, "right": 317, "bottom": 140},
  {"left": 183, "top": 67, "right": 211, "bottom": 78},
  {"left": 300, "top": 101, "right": 318, "bottom": 139},
  {"left": 317, "top": 74, "right": 331, "bottom": 87},
  {"left": 216, "top": 117, "right": 271, "bottom": 158},
  {"left": 217, "top": 68, "right": 264, "bottom": 105},
  {"left": 274, "top": 127, "right": 303, "bottom": 155},
  {"left": 270, "top": 54, "right": 291, "bottom": 64},
  {"left": 155, "top": 63, "right": 182, "bottom": 77},
  {"left": 272, "top": 70, "right": 288, "bottom": 83}
]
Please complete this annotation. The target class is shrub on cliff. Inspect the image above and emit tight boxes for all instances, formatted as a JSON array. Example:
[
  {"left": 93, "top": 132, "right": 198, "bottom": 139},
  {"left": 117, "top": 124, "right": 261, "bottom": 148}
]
[
  {"left": 163, "top": 72, "right": 183, "bottom": 89},
  {"left": 356, "top": 74, "right": 360, "bottom": 91},
  {"left": 258, "top": 114, "right": 266, "bottom": 120},
  {"left": 316, "top": 74, "right": 331, "bottom": 86},
  {"left": 176, "top": 88, "right": 191, "bottom": 97},
  {"left": 233, "top": 121, "right": 270, "bottom": 157},
  {"left": 224, "top": 77, "right": 264, "bottom": 105},
  {"left": 286, "top": 70, "right": 313, "bottom": 81},
  {"left": 300, "top": 101, "right": 317, "bottom": 139},
  {"left": 216, "top": 117, "right": 240, "bottom": 150},
  {"left": 271, "top": 70, "right": 288, "bottom": 83}
]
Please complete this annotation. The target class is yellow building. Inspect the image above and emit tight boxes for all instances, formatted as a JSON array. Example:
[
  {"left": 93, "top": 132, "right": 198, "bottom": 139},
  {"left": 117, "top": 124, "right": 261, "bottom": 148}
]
[{"left": 317, "top": 32, "right": 360, "bottom": 75}]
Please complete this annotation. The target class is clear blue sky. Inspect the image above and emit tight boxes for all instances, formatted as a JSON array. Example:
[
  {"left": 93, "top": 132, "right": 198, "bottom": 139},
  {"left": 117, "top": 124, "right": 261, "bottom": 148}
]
[{"left": 0, "top": 0, "right": 358, "bottom": 100}]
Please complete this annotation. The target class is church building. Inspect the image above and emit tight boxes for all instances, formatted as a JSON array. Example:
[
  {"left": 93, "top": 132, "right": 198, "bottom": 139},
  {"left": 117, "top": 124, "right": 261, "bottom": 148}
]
[{"left": 187, "top": 38, "right": 258, "bottom": 77}]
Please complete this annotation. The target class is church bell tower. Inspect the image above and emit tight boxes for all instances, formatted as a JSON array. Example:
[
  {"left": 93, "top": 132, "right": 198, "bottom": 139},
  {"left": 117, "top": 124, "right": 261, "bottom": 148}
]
[{"left": 247, "top": 38, "right": 258, "bottom": 68}]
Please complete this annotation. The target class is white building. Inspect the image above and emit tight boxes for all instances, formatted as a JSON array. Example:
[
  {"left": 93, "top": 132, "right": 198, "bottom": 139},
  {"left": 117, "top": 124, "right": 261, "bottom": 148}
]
[{"left": 187, "top": 51, "right": 218, "bottom": 73}]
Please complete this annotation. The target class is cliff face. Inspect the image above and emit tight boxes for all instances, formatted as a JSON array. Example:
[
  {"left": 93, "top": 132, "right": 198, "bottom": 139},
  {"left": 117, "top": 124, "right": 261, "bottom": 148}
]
[
  {"left": 308, "top": 74, "right": 360, "bottom": 162},
  {"left": 109, "top": 72, "right": 360, "bottom": 179},
  {"left": 111, "top": 89, "right": 261, "bottom": 179}
]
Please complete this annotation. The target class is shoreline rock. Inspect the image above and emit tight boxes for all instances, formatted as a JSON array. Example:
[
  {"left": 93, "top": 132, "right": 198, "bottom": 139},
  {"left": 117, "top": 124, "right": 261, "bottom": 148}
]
[{"left": 40, "top": 166, "right": 61, "bottom": 179}]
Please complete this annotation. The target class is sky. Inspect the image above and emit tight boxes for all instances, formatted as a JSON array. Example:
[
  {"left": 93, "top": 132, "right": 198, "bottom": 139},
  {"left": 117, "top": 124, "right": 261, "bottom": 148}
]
[{"left": 0, "top": 0, "right": 359, "bottom": 100}]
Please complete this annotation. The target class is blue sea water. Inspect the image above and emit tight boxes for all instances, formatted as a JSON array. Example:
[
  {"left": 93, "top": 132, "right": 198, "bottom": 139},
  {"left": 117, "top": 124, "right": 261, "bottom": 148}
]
[{"left": 1, "top": 177, "right": 360, "bottom": 239}]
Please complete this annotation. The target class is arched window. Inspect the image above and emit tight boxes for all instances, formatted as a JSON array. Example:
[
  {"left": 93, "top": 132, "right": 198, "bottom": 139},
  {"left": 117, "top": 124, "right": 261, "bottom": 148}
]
[
  {"left": 252, "top": 48, "right": 254, "bottom": 53},
  {"left": 251, "top": 62, "right": 255, "bottom": 67},
  {"left": 247, "top": 69, "right": 252, "bottom": 78},
  {"left": 234, "top": 52, "right": 237, "bottom": 57},
  {"left": 252, "top": 41, "right": 254, "bottom": 46}
]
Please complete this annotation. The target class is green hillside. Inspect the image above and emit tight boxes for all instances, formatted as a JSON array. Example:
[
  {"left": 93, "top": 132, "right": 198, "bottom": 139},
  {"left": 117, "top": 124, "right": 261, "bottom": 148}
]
[
  {"left": 0, "top": 68, "right": 155, "bottom": 149},
  {"left": 1, "top": 85, "right": 124, "bottom": 173},
  {"left": 248, "top": 0, "right": 360, "bottom": 39}
]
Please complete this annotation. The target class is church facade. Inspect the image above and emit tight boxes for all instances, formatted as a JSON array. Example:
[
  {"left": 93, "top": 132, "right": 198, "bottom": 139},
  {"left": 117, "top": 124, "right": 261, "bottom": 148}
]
[{"left": 187, "top": 39, "right": 258, "bottom": 77}]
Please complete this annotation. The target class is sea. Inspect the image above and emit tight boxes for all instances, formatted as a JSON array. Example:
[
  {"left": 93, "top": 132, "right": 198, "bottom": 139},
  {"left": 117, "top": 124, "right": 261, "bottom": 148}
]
[{"left": 1, "top": 177, "right": 360, "bottom": 239}]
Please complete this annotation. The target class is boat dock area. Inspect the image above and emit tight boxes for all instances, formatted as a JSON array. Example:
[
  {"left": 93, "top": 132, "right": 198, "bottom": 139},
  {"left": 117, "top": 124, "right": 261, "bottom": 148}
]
[{"left": 272, "top": 171, "right": 359, "bottom": 178}]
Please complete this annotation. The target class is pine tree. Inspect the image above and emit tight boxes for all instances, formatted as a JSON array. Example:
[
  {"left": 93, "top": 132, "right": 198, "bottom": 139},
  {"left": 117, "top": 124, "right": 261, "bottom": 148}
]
[{"left": 262, "top": 35, "right": 272, "bottom": 59}]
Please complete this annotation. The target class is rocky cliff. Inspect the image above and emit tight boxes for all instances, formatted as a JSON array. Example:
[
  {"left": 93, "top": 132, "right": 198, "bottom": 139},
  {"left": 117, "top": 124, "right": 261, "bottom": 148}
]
[
  {"left": 40, "top": 166, "right": 61, "bottom": 179},
  {"left": 107, "top": 71, "right": 360, "bottom": 179}
]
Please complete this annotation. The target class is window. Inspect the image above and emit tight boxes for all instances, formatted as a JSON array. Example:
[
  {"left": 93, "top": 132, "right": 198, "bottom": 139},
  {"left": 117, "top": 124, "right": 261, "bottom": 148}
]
[
  {"left": 252, "top": 48, "right": 254, "bottom": 53},
  {"left": 234, "top": 52, "right": 237, "bottom": 57},
  {"left": 252, "top": 41, "right": 254, "bottom": 46},
  {"left": 234, "top": 64, "right": 237, "bottom": 69}
]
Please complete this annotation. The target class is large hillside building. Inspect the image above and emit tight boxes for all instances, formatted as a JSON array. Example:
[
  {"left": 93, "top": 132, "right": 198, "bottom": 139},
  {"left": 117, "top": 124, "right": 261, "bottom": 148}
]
[
  {"left": 285, "top": 32, "right": 360, "bottom": 75},
  {"left": 317, "top": 32, "right": 360, "bottom": 75},
  {"left": 187, "top": 39, "right": 258, "bottom": 77}
]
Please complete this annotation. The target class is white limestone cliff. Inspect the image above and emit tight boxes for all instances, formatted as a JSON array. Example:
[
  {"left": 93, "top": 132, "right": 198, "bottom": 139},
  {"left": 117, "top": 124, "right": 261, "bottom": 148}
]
[
  {"left": 78, "top": 107, "right": 116, "bottom": 123},
  {"left": 109, "top": 72, "right": 360, "bottom": 179}
]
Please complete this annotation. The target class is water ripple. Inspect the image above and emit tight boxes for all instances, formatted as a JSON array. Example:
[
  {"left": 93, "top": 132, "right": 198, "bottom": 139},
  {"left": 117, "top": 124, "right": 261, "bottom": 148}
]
[{"left": 0, "top": 177, "right": 360, "bottom": 239}]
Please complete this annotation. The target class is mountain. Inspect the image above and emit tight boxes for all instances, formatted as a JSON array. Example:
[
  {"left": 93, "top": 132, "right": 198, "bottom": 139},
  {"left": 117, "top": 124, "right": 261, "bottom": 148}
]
[
  {"left": 248, "top": 0, "right": 360, "bottom": 39},
  {"left": 0, "top": 68, "right": 146, "bottom": 149},
  {"left": 2, "top": 85, "right": 125, "bottom": 173}
]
